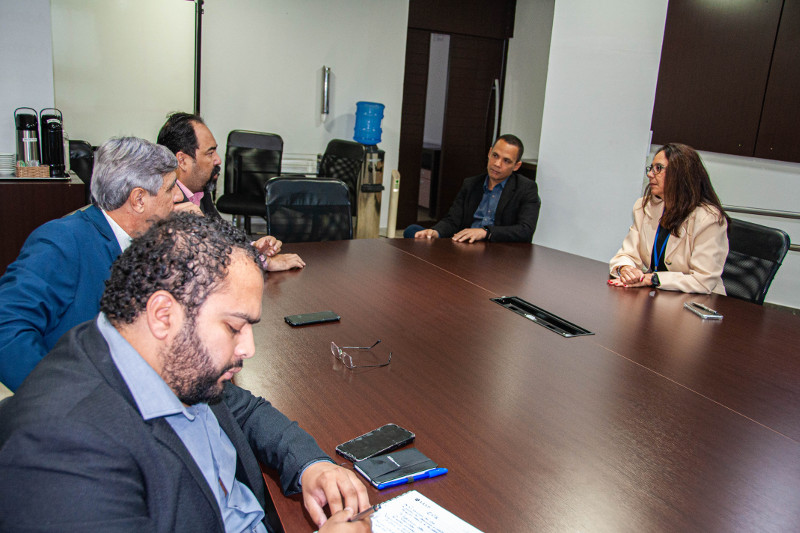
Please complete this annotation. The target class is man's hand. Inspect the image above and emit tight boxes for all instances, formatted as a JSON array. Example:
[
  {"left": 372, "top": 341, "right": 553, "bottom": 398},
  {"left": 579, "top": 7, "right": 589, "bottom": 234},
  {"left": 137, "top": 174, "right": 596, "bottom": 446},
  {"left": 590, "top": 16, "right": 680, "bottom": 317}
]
[
  {"left": 414, "top": 229, "right": 439, "bottom": 239},
  {"left": 301, "top": 462, "right": 371, "bottom": 529},
  {"left": 265, "top": 253, "right": 306, "bottom": 271},
  {"left": 253, "top": 235, "right": 282, "bottom": 257},
  {"left": 452, "top": 227, "right": 488, "bottom": 243},
  {"left": 319, "top": 508, "right": 372, "bottom": 532},
  {"left": 172, "top": 201, "right": 203, "bottom": 215}
]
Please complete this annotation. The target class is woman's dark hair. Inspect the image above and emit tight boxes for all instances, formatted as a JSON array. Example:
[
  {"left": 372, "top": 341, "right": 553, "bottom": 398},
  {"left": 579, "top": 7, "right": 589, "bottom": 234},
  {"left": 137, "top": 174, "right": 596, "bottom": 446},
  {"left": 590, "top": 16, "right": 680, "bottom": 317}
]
[
  {"left": 101, "top": 213, "right": 262, "bottom": 325},
  {"left": 643, "top": 143, "right": 728, "bottom": 235}
]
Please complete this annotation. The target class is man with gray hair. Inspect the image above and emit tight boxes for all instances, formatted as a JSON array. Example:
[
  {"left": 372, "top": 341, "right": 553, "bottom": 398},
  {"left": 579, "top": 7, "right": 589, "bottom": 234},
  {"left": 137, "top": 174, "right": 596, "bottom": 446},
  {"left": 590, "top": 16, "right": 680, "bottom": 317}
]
[{"left": 0, "top": 136, "right": 181, "bottom": 391}]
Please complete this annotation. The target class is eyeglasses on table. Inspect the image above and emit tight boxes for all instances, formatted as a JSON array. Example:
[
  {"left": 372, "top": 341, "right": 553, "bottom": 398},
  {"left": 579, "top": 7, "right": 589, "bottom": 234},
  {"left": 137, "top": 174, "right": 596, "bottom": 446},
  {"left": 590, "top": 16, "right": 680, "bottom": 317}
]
[{"left": 330, "top": 339, "right": 392, "bottom": 369}]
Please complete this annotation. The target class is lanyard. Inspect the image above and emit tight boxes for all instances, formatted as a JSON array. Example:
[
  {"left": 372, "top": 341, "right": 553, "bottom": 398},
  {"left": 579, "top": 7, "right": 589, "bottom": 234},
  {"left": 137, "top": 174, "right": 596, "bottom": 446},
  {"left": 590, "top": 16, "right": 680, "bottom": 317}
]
[{"left": 652, "top": 225, "right": 669, "bottom": 272}]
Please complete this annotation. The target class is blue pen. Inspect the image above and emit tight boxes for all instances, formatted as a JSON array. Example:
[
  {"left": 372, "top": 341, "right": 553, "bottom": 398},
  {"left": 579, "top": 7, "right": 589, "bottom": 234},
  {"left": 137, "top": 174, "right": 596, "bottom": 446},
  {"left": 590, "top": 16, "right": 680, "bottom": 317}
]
[{"left": 376, "top": 467, "right": 448, "bottom": 490}]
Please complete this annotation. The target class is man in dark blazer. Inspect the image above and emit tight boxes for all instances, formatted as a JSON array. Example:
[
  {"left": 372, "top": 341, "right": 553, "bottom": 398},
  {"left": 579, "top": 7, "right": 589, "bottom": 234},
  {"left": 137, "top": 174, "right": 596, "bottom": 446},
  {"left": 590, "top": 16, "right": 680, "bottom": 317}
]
[
  {"left": 405, "top": 134, "right": 541, "bottom": 243},
  {"left": 157, "top": 112, "right": 305, "bottom": 272},
  {"left": 0, "top": 137, "right": 182, "bottom": 391},
  {"left": 0, "top": 214, "right": 370, "bottom": 533}
]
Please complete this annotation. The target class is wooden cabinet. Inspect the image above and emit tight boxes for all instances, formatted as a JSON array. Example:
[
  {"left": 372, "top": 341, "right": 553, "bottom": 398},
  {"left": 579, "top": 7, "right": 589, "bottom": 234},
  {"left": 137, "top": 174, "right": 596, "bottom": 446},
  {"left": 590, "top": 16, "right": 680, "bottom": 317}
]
[
  {"left": 0, "top": 174, "right": 85, "bottom": 275},
  {"left": 652, "top": 0, "right": 800, "bottom": 163},
  {"left": 754, "top": 0, "right": 800, "bottom": 162}
]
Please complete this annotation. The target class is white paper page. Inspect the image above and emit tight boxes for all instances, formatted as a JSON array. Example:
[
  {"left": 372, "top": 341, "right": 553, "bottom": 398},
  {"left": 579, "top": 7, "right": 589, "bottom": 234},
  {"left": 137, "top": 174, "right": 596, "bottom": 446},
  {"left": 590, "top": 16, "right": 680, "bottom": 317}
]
[{"left": 371, "top": 490, "right": 483, "bottom": 533}]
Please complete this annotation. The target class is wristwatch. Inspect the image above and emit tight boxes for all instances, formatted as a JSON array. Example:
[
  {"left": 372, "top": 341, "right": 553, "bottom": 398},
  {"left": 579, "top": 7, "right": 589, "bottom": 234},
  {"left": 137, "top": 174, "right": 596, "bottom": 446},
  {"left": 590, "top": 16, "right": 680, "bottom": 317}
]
[
  {"left": 482, "top": 226, "right": 492, "bottom": 241},
  {"left": 651, "top": 272, "right": 661, "bottom": 288}
]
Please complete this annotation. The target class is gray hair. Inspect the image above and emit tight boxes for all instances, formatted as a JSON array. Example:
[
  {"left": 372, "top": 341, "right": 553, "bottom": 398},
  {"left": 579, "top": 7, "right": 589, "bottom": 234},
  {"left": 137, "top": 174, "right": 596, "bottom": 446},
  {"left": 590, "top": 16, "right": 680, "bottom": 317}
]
[{"left": 91, "top": 137, "right": 178, "bottom": 211}]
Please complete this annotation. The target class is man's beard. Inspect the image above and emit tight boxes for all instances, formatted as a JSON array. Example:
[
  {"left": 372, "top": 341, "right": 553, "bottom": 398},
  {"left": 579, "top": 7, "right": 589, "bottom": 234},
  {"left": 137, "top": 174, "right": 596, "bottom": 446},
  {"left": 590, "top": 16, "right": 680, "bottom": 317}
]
[
  {"left": 204, "top": 165, "right": 221, "bottom": 198},
  {"left": 160, "top": 317, "right": 242, "bottom": 405}
]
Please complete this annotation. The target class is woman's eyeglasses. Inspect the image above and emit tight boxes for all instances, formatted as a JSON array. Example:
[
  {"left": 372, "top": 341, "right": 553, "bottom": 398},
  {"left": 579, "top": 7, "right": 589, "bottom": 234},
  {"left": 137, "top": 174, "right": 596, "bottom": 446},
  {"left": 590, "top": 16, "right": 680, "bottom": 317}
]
[
  {"left": 646, "top": 164, "right": 666, "bottom": 175},
  {"left": 330, "top": 340, "right": 392, "bottom": 369}
]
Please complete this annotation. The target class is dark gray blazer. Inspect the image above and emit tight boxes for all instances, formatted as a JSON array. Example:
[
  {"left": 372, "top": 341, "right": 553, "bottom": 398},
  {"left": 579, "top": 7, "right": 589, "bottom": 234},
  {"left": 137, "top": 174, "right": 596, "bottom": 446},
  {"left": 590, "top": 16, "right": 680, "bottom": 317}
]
[
  {"left": 0, "top": 319, "right": 329, "bottom": 532},
  {"left": 432, "top": 172, "right": 541, "bottom": 242}
]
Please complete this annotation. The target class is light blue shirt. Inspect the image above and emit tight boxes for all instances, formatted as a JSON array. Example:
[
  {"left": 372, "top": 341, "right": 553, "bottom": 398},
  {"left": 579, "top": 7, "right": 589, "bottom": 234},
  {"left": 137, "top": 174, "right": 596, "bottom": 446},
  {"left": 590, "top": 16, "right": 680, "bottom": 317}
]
[
  {"left": 471, "top": 175, "right": 507, "bottom": 229},
  {"left": 98, "top": 314, "right": 267, "bottom": 533}
]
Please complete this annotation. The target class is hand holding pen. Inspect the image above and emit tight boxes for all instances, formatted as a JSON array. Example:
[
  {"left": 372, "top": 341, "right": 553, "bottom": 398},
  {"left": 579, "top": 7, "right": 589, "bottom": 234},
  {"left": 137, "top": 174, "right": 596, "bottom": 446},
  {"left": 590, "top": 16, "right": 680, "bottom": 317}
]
[
  {"left": 348, "top": 503, "right": 381, "bottom": 522},
  {"left": 313, "top": 507, "right": 373, "bottom": 532}
]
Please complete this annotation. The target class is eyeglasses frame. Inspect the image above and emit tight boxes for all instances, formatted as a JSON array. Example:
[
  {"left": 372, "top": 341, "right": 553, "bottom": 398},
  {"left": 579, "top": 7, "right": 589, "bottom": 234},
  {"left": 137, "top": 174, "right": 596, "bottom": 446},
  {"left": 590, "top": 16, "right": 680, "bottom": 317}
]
[{"left": 330, "top": 339, "right": 392, "bottom": 369}]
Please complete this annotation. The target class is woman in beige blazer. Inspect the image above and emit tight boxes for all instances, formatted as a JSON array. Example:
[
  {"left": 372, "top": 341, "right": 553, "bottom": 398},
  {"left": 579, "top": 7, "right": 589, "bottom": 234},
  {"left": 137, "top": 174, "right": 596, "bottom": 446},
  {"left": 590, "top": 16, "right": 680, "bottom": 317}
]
[{"left": 609, "top": 143, "right": 729, "bottom": 294}]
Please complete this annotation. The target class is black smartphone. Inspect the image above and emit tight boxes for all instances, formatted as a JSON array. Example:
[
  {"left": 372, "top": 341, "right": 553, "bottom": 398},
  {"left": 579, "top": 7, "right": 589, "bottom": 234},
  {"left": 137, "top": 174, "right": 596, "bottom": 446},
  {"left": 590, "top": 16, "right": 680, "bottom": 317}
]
[
  {"left": 284, "top": 311, "right": 340, "bottom": 327},
  {"left": 336, "top": 423, "right": 415, "bottom": 462}
]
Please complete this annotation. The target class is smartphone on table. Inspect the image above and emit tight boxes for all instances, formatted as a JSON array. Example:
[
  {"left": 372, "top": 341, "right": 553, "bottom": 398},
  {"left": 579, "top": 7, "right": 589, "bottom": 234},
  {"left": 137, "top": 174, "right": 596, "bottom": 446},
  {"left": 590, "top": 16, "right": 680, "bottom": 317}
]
[
  {"left": 336, "top": 423, "right": 415, "bottom": 462},
  {"left": 684, "top": 301, "right": 723, "bottom": 320},
  {"left": 284, "top": 311, "right": 340, "bottom": 327}
]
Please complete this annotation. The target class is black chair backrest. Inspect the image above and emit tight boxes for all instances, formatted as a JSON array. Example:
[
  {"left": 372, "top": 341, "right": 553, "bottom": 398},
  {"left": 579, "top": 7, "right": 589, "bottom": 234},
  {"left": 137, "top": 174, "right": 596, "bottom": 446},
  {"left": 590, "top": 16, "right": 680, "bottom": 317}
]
[
  {"left": 69, "top": 140, "right": 94, "bottom": 203},
  {"left": 224, "top": 131, "right": 283, "bottom": 197},
  {"left": 318, "top": 139, "right": 365, "bottom": 214},
  {"left": 265, "top": 176, "right": 352, "bottom": 243},
  {"left": 722, "top": 218, "right": 790, "bottom": 304}
]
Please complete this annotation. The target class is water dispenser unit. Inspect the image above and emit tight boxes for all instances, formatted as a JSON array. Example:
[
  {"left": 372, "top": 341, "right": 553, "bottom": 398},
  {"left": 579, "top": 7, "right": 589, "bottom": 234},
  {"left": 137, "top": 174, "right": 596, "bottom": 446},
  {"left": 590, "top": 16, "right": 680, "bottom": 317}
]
[
  {"left": 352, "top": 101, "right": 389, "bottom": 238},
  {"left": 14, "top": 107, "right": 40, "bottom": 165},
  {"left": 353, "top": 101, "right": 384, "bottom": 145}
]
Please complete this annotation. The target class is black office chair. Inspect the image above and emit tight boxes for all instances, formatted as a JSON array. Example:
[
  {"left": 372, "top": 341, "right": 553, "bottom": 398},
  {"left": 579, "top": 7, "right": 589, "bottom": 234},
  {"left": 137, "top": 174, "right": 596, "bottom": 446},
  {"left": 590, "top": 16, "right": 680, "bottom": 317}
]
[
  {"left": 215, "top": 131, "right": 283, "bottom": 234},
  {"left": 317, "top": 139, "right": 365, "bottom": 215},
  {"left": 722, "top": 218, "right": 790, "bottom": 305},
  {"left": 68, "top": 140, "right": 94, "bottom": 204},
  {"left": 265, "top": 176, "right": 352, "bottom": 243}
]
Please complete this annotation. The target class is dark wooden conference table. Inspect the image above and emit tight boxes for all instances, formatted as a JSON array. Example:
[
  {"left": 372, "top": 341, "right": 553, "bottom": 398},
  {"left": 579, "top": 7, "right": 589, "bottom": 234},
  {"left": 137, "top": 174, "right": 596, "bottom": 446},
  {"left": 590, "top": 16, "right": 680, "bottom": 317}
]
[{"left": 235, "top": 238, "right": 800, "bottom": 532}]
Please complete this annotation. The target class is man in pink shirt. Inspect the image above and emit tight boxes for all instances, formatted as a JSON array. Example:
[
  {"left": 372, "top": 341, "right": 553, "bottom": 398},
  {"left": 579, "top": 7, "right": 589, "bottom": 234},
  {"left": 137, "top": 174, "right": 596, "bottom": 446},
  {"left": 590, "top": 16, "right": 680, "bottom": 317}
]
[{"left": 158, "top": 112, "right": 304, "bottom": 271}]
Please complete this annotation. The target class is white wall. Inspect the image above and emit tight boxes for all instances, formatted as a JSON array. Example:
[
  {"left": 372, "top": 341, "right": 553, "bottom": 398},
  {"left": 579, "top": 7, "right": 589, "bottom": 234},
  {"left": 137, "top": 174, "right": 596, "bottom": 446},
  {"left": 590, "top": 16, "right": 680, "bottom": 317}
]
[
  {"left": 201, "top": 0, "right": 409, "bottom": 228},
  {"left": 49, "top": 0, "right": 195, "bottom": 144},
  {"left": 0, "top": 0, "right": 54, "bottom": 154},
  {"left": 501, "top": 0, "right": 555, "bottom": 160},
  {"left": 535, "top": 0, "right": 668, "bottom": 261}
]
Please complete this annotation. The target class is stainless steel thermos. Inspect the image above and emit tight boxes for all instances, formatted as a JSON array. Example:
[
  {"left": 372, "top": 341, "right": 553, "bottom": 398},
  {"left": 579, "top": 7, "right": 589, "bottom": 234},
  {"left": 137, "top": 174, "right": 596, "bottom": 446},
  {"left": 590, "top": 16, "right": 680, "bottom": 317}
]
[{"left": 14, "top": 107, "right": 40, "bottom": 165}]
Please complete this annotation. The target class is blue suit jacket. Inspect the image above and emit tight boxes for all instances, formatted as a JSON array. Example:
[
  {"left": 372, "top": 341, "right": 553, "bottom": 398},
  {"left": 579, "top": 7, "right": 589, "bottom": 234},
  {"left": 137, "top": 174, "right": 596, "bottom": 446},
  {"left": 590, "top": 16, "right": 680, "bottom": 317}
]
[
  {"left": 0, "top": 319, "right": 329, "bottom": 532},
  {"left": 0, "top": 205, "right": 121, "bottom": 390}
]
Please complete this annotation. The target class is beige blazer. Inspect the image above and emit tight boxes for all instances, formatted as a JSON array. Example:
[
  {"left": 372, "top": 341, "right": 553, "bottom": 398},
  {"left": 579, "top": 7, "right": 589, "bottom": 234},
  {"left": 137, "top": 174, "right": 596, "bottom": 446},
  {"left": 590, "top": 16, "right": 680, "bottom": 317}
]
[{"left": 609, "top": 197, "right": 729, "bottom": 294}]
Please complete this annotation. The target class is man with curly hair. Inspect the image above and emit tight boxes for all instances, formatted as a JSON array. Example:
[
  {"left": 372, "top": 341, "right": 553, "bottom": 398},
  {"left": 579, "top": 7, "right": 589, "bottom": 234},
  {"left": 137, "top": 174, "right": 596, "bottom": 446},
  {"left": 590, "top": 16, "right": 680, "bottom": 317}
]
[
  {"left": 0, "top": 213, "right": 372, "bottom": 532},
  {"left": 0, "top": 137, "right": 182, "bottom": 391}
]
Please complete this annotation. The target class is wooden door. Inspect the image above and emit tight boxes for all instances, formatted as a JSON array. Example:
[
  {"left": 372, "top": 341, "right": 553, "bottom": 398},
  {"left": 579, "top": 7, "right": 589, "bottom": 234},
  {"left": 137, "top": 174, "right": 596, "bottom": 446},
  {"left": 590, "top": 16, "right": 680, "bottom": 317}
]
[
  {"left": 397, "top": 28, "right": 432, "bottom": 228},
  {"left": 396, "top": 32, "right": 506, "bottom": 228},
  {"left": 436, "top": 34, "right": 505, "bottom": 218},
  {"left": 396, "top": 0, "right": 515, "bottom": 229}
]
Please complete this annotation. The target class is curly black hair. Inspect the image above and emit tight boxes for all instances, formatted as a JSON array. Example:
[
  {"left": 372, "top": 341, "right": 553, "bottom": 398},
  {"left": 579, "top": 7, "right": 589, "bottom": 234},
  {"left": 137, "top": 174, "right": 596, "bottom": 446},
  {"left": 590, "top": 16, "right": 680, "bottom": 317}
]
[{"left": 101, "top": 213, "right": 263, "bottom": 325}]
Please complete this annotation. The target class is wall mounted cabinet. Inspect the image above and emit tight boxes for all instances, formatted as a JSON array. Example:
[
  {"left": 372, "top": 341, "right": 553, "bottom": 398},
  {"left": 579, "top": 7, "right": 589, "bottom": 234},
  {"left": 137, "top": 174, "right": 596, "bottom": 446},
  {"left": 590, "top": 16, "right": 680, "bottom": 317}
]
[{"left": 652, "top": 0, "right": 799, "bottom": 164}]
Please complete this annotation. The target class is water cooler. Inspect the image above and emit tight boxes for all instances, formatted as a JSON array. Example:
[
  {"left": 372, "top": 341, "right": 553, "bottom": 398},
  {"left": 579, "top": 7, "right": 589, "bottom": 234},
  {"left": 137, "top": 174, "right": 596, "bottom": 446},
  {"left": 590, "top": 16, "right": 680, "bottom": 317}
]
[{"left": 353, "top": 101, "right": 385, "bottom": 239}]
